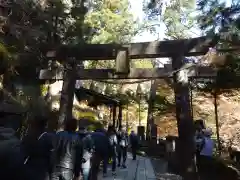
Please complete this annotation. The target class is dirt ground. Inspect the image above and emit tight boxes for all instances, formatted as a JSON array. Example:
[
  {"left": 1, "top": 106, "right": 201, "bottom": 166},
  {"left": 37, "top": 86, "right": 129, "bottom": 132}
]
[{"left": 150, "top": 156, "right": 240, "bottom": 180}]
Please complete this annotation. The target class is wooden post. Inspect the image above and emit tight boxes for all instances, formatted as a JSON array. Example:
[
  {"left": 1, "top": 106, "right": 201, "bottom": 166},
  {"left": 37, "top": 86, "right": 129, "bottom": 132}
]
[
  {"left": 109, "top": 106, "right": 112, "bottom": 121},
  {"left": 58, "top": 59, "right": 76, "bottom": 126},
  {"left": 190, "top": 82, "right": 194, "bottom": 119},
  {"left": 172, "top": 54, "right": 196, "bottom": 179},
  {"left": 118, "top": 105, "right": 123, "bottom": 130},
  {"left": 126, "top": 103, "right": 129, "bottom": 132},
  {"left": 214, "top": 88, "right": 221, "bottom": 154},
  {"left": 112, "top": 105, "right": 116, "bottom": 127},
  {"left": 147, "top": 80, "right": 158, "bottom": 140},
  {"left": 115, "top": 48, "right": 129, "bottom": 74}
]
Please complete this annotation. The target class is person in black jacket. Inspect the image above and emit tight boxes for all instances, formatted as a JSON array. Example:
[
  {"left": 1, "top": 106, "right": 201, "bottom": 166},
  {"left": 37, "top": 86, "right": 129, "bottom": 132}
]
[
  {"left": 107, "top": 125, "right": 118, "bottom": 176},
  {"left": 0, "top": 104, "right": 32, "bottom": 180},
  {"left": 78, "top": 127, "right": 94, "bottom": 180},
  {"left": 117, "top": 126, "right": 128, "bottom": 168},
  {"left": 90, "top": 129, "right": 110, "bottom": 179},
  {"left": 0, "top": 127, "right": 30, "bottom": 180},
  {"left": 129, "top": 130, "right": 139, "bottom": 160},
  {"left": 22, "top": 112, "right": 55, "bottom": 180},
  {"left": 50, "top": 118, "right": 83, "bottom": 180}
]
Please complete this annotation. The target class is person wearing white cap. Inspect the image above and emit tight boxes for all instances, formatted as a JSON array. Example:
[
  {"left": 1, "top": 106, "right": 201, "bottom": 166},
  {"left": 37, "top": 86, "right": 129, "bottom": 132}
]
[{"left": 200, "top": 128, "right": 214, "bottom": 157}]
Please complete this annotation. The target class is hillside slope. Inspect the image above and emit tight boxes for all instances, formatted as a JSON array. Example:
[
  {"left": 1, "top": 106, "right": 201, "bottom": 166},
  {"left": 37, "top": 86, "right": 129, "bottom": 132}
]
[{"left": 154, "top": 80, "right": 240, "bottom": 149}]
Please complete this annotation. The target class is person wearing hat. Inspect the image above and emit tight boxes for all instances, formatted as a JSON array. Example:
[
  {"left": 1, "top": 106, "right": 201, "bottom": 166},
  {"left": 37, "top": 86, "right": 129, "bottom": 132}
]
[
  {"left": 200, "top": 128, "right": 214, "bottom": 157},
  {"left": 198, "top": 128, "right": 215, "bottom": 179}
]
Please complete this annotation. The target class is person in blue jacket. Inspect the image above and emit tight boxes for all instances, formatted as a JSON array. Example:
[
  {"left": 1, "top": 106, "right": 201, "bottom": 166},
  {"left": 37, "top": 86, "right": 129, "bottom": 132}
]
[
  {"left": 129, "top": 130, "right": 139, "bottom": 160},
  {"left": 90, "top": 128, "right": 110, "bottom": 179}
]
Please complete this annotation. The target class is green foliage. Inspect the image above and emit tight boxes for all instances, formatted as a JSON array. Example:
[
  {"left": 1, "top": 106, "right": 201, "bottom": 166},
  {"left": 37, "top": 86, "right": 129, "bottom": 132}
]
[
  {"left": 197, "top": 0, "right": 240, "bottom": 37},
  {"left": 150, "top": 93, "right": 175, "bottom": 117},
  {"left": 131, "top": 59, "right": 154, "bottom": 68},
  {"left": 87, "top": 124, "right": 96, "bottom": 131},
  {"left": 40, "top": 84, "right": 49, "bottom": 96},
  {"left": 84, "top": 0, "right": 140, "bottom": 69},
  {"left": 143, "top": 0, "right": 197, "bottom": 39},
  {"left": 143, "top": 0, "right": 161, "bottom": 21},
  {"left": 87, "top": 123, "right": 104, "bottom": 131},
  {"left": 0, "top": 0, "right": 139, "bottom": 97},
  {"left": 162, "top": 0, "right": 196, "bottom": 39},
  {"left": 0, "top": 43, "right": 11, "bottom": 72},
  {"left": 85, "top": 0, "right": 138, "bottom": 44},
  {"left": 0, "top": 43, "right": 9, "bottom": 58},
  {"left": 81, "top": 0, "right": 142, "bottom": 99},
  {"left": 197, "top": 0, "right": 240, "bottom": 90}
]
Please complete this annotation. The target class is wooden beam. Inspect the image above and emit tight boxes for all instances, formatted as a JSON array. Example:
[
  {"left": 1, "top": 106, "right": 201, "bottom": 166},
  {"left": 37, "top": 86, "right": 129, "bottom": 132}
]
[
  {"left": 39, "top": 66, "right": 217, "bottom": 80},
  {"left": 48, "top": 36, "right": 218, "bottom": 60}
]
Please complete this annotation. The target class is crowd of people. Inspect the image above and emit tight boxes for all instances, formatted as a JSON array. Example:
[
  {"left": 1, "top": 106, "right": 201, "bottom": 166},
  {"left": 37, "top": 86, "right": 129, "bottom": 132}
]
[{"left": 0, "top": 110, "right": 140, "bottom": 180}]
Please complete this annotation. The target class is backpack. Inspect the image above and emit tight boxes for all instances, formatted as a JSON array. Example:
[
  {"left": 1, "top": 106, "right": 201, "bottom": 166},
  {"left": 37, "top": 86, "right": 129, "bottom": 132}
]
[
  {"left": 109, "top": 134, "right": 117, "bottom": 147},
  {"left": 24, "top": 132, "right": 48, "bottom": 164},
  {"left": 195, "top": 135, "right": 205, "bottom": 153},
  {"left": 23, "top": 131, "right": 56, "bottom": 178},
  {"left": 118, "top": 132, "right": 128, "bottom": 147},
  {"left": 81, "top": 134, "right": 95, "bottom": 163},
  {"left": 130, "top": 134, "right": 139, "bottom": 146}
]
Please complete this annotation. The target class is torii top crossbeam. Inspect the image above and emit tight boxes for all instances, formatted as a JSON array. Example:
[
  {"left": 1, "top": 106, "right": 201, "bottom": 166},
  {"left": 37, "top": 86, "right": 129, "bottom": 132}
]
[
  {"left": 47, "top": 35, "right": 219, "bottom": 60},
  {"left": 40, "top": 35, "right": 219, "bottom": 80}
]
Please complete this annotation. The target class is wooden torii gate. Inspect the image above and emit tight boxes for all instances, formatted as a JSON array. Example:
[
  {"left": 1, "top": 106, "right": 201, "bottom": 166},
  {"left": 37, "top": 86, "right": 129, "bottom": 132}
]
[
  {"left": 0, "top": 2, "right": 221, "bottom": 179},
  {"left": 40, "top": 36, "right": 218, "bottom": 179}
]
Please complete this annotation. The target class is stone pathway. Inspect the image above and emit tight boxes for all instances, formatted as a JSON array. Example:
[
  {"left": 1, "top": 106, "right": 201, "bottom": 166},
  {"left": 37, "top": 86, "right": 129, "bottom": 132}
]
[{"left": 98, "top": 153, "right": 157, "bottom": 180}]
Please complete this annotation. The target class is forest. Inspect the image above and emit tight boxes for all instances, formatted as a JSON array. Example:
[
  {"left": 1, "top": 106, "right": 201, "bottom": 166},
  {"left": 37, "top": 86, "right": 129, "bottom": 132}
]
[{"left": 0, "top": 0, "right": 239, "bottom": 149}]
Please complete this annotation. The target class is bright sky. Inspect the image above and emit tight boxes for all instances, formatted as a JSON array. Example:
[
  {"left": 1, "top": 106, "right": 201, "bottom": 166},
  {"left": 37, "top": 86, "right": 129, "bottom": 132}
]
[
  {"left": 129, "top": 0, "right": 232, "bottom": 67},
  {"left": 130, "top": 0, "right": 159, "bottom": 42},
  {"left": 129, "top": 0, "right": 232, "bottom": 43}
]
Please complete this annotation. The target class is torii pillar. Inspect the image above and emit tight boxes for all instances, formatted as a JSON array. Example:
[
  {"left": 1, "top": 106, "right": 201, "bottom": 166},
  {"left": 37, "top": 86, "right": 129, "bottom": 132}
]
[
  {"left": 172, "top": 54, "right": 196, "bottom": 179},
  {"left": 118, "top": 104, "right": 123, "bottom": 130},
  {"left": 112, "top": 105, "right": 117, "bottom": 127},
  {"left": 58, "top": 59, "right": 77, "bottom": 125}
]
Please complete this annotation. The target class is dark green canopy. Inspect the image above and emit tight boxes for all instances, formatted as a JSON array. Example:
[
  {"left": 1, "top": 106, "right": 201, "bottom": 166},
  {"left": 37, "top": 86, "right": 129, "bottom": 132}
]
[{"left": 75, "top": 87, "right": 120, "bottom": 107}]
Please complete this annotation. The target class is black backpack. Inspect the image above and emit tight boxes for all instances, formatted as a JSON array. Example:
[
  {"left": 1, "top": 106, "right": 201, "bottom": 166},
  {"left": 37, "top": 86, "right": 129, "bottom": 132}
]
[
  {"left": 196, "top": 135, "right": 205, "bottom": 153},
  {"left": 109, "top": 133, "right": 117, "bottom": 147},
  {"left": 117, "top": 131, "right": 128, "bottom": 147}
]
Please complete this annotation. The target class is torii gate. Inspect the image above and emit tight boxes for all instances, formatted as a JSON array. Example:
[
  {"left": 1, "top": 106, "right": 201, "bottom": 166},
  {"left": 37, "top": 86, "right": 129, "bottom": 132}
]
[
  {"left": 0, "top": 1, "right": 223, "bottom": 179},
  {"left": 40, "top": 35, "right": 219, "bottom": 179}
]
